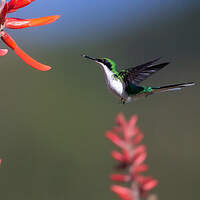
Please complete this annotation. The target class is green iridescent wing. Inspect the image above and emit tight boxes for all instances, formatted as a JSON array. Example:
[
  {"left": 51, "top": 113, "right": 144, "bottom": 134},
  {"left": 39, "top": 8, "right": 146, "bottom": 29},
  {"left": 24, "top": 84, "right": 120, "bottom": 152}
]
[{"left": 119, "top": 58, "right": 169, "bottom": 86}]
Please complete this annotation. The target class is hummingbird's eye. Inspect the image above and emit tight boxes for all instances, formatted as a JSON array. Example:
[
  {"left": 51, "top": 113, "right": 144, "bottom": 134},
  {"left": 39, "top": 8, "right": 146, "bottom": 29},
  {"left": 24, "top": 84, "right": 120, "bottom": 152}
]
[{"left": 104, "top": 59, "right": 109, "bottom": 65}]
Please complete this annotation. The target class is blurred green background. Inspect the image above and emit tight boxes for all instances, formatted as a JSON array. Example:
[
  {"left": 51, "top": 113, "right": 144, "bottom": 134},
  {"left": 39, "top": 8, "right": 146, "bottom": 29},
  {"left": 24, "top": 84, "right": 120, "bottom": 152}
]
[{"left": 0, "top": 0, "right": 199, "bottom": 200}]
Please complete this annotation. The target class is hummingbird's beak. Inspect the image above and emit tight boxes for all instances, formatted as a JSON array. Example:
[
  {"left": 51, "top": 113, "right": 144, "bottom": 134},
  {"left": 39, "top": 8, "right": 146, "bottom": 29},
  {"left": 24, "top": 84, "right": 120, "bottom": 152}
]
[{"left": 82, "top": 54, "right": 98, "bottom": 61}]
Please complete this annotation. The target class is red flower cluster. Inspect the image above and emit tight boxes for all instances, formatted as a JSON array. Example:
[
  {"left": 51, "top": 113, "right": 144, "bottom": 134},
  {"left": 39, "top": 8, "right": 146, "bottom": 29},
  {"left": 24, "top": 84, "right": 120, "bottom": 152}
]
[
  {"left": 0, "top": 0, "right": 60, "bottom": 71},
  {"left": 106, "top": 114, "right": 158, "bottom": 200}
]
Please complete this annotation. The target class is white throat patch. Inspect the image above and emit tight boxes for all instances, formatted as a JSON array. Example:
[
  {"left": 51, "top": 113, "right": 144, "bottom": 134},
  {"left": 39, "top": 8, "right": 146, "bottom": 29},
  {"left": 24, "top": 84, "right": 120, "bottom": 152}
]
[{"left": 98, "top": 62, "right": 124, "bottom": 98}]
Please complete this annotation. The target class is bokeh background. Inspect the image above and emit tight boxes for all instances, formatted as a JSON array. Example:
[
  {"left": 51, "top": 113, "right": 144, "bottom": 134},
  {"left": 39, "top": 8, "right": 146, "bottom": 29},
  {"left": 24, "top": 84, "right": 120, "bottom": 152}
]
[{"left": 0, "top": 0, "right": 199, "bottom": 199}]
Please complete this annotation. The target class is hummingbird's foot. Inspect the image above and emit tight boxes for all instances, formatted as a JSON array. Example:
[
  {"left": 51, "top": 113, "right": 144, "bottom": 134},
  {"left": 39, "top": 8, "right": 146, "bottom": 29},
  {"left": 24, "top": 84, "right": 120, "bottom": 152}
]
[{"left": 121, "top": 98, "right": 126, "bottom": 104}]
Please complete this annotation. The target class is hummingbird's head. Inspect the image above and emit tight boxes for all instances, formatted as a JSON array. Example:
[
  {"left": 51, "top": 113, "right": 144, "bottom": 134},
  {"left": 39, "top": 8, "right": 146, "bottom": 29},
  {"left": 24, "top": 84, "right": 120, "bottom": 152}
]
[{"left": 82, "top": 55, "right": 116, "bottom": 71}]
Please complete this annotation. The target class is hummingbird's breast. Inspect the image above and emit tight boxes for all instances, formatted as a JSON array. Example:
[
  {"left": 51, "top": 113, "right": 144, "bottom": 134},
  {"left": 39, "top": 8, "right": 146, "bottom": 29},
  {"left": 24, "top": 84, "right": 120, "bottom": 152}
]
[{"left": 102, "top": 65, "right": 125, "bottom": 98}]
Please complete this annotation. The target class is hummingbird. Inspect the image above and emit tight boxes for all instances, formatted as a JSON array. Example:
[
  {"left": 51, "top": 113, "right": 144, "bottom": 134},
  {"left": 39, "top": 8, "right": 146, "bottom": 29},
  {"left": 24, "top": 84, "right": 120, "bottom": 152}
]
[{"left": 82, "top": 55, "right": 195, "bottom": 104}]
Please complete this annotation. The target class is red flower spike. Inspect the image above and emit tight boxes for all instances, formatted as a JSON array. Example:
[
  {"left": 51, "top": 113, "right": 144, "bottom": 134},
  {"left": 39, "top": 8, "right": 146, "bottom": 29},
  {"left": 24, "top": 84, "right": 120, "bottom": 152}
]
[
  {"left": 5, "top": 15, "right": 60, "bottom": 29},
  {"left": 142, "top": 179, "right": 158, "bottom": 191},
  {"left": 106, "top": 131, "right": 125, "bottom": 149},
  {"left": 133, "top": 151, "right": 147, "bottom": 166},
  {"left": 133, "top": 145, "right": 146, "bottom": 157},
  {"left": 133, "top": 131, "right": 144, "bottom": 145},
  {"left": 122, "top": 149, "right": 132, "bottom": 163},
  {"left": 116, "top": 113, "right": 127, "bottom": 127},
  {"left": 107, "top": 114, "right": 158, "bottom": 200},
  {"left": 0, "top": 0, "right": 60, "bottom": 70},
  {"left": 128, "top": 115, "right": 138, "bottom": 130},
  {"left": 110, "top": 174, "right": 130, "bottom": 182},
  {"left": 133, "top": 164, "right": 148, "bottom": 175},
  {"left": 115, "top": 113, "right": 131, "bottom": 142},
  {"left": 112, "top": 126, "right": 122, "bottom": 134},
  {"left": 137, "top": 176, "right": 158, "bottom": 192},
  {"left": 8, "top": 0, "right": 35, "bottom": 13},
  {"left": 1, "top": 31, "right": 51, "bottom": 71},
  {"left": 111, "top": 185, "right": 133, "bottom": 200},
  {"left": 111, "top": 151, "right": 124, "bottom": 162}
]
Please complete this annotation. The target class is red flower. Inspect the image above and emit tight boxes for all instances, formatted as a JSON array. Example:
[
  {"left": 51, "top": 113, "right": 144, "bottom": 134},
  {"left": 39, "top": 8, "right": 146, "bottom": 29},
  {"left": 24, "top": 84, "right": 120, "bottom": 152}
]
[
  {"left": 0, "top": 0, "right": 60, "bottom": 71},
  {"left": 106, "top": 114, "right": 158, "bottom": 200},
  {"left": 111, "top": 185, "right": 133, "bottom": 200}
]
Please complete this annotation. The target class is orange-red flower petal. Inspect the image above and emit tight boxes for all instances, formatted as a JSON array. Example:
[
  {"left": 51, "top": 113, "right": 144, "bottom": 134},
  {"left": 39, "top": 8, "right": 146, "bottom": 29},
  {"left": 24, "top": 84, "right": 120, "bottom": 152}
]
[
  {"left": 1, "top": 31, "right": 51, "bottom": 71},
  {"left": 0, "top": 49, "right": 8, "bottom": 56},
  {"left": 8, "top": 0, "right": 35, "bottom": 13},
  {"left": 0, "top": 2, "right": 7, "bottom": 25},
  {"left": 5, "top": 15, "right": 60, "bottom": 29}
]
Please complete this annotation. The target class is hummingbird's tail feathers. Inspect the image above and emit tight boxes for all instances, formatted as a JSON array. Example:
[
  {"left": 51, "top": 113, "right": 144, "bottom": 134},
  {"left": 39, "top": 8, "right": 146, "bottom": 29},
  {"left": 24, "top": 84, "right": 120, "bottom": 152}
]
[{"left": 152, "top": 82, "right": 195, "bottom": 93}]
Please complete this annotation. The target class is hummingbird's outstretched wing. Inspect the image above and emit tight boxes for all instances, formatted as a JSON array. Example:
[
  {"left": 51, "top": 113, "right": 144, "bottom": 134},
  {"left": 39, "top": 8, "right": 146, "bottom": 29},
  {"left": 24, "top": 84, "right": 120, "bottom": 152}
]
[{"left": 119, "top": 58, "right": 170, "bottom": 86}]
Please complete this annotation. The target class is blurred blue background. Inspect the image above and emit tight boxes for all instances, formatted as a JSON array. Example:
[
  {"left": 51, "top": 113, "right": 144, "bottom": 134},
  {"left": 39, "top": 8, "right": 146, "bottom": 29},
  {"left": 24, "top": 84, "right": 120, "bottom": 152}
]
[{"left": 0, "top": 0, "right": 199, "bottom": 200}]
